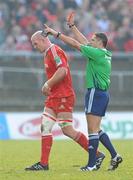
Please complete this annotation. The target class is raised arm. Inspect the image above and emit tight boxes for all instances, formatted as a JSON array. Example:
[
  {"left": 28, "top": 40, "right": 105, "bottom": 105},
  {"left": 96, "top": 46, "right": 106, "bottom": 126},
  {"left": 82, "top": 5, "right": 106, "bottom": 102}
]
[
  {"left": 67, "top": 12, "right": 89, "bottom": 45},
  {"left": 44, "top": 24, "right": 81, "bottom": 51}
]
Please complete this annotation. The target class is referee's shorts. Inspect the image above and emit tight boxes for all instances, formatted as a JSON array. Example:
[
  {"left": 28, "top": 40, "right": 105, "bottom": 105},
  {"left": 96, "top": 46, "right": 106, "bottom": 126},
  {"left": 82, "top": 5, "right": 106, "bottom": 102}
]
[{"left": 85, "top": 88, "right": 109, "bottom": 117}]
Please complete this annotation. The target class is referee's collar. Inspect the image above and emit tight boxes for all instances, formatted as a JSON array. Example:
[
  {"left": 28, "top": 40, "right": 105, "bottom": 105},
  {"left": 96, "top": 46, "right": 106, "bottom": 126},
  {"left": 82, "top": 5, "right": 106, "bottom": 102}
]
[{"left": 43, "top": 44, "right": 54, "bottom": 57}]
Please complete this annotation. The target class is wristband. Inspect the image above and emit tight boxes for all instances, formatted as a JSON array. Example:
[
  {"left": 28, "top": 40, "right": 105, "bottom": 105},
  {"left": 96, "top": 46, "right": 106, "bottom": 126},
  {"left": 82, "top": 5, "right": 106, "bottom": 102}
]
[
  {"left": 44, "top": 82, "right": 51, "bottom": 90},
  {"left": 56, "top": 32, "right": 61, "bottom": 38}
]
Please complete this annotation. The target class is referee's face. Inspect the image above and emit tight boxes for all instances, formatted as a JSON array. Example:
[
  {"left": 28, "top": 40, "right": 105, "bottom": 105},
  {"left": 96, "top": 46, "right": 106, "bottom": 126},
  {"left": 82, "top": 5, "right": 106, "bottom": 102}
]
[{"left": 90, "top": 35, "right": 101, "bottom": 48}]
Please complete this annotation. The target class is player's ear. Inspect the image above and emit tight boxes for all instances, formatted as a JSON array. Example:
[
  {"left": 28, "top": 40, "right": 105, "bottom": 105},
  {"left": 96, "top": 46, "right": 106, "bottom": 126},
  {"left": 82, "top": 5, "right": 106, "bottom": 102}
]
[{"left": 99, "top": 40, "right": 103, "bottom": 47}]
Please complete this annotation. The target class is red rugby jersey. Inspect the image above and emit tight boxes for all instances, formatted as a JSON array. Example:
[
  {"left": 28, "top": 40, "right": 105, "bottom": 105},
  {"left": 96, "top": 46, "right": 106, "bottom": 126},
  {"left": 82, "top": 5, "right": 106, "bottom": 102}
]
[{"left": 44, "top": 44, "right": 75, "bottom": 98}]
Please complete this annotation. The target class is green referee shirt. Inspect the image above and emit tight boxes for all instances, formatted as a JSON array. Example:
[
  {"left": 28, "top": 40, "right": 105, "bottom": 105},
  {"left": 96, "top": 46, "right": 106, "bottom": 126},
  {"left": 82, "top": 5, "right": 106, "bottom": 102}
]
[{"left": 80, "top": 45, "right": 112, "bottom": 90}]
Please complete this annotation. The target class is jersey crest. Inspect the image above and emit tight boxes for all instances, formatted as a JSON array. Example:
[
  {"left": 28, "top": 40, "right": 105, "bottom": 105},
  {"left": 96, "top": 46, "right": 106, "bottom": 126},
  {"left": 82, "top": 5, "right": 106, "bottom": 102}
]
[{"left": 54, "top": 56, "right": 62, "bottom": 66}]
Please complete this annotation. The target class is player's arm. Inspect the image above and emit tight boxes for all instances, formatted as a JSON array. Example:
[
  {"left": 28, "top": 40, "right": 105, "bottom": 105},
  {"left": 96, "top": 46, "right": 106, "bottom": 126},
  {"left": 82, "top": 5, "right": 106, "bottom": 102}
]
[
  {"left": 44, "top": 24, "right": 81, "bottom": 51},
  {"left": 69, "top": 25, "right": 89, "bottom": 45},
  {"left": 42, "top": 45, "right": 67, "bottom": 96},
  {"left": 47, "top": 67, "right": 67, "bottom": 88},
  {"left": 42, "top": 67, "right": 67, "bottom": 96},
  {"left": 67, "top": 12, "right": 89, "bottom": 45},
  {"left": 46, "top": 45, "right": 67, "bottom": 88}
]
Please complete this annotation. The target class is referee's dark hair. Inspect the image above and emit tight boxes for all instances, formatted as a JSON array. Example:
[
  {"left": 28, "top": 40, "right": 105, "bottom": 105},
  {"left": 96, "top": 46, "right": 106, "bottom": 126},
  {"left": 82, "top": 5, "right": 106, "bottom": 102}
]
[{"left": 95, "top": 33, "right": 108, "bottom": 48}]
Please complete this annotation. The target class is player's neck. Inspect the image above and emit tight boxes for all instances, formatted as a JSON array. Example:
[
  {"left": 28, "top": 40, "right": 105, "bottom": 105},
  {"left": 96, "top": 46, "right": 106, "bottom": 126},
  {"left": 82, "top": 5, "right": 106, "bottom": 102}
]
[{"left": 43, "top": 44, "right": 54, "bottom": 57}]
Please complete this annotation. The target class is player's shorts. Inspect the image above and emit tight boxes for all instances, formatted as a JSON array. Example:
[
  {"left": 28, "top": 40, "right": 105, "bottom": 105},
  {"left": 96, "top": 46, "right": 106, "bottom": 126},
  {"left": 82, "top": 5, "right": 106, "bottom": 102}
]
[
  {"left": 85, "top": 88, "right": 109, "bottom": 116},
  {"left": 45, "top": 95, "right": 75, "bottom": 114}
]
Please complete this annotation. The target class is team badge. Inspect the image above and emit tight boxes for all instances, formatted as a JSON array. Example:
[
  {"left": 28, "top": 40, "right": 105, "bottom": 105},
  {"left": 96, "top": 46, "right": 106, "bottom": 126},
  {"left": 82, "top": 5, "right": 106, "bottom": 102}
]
[{"left": 55, "top": 56, "right": 62, "bottom": 66}]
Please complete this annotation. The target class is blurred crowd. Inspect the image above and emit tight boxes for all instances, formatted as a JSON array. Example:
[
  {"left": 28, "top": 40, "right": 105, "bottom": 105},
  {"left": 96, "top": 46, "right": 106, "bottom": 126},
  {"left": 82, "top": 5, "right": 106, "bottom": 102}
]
[{"left": 0, "top": 0, "right": 133, "bottom": 52}]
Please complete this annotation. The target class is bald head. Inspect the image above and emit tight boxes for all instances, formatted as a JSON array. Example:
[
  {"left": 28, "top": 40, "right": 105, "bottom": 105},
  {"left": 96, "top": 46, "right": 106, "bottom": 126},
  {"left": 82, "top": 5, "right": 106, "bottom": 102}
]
[
  {"left": 31, "top": 30, "right": 49, "bottom": 40},
  {"left": 31, "top": 30, "right": 52, "bottom": 53},
  {"left": 31, "top": 31, "right": 42, "bottom": 40}
]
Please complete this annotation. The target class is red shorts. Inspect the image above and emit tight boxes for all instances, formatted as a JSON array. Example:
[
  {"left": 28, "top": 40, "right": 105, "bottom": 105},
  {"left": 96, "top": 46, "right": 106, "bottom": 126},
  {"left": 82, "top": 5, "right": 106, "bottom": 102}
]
[{"left": 45, "top": 95, "right": 75, "bottom": 114}]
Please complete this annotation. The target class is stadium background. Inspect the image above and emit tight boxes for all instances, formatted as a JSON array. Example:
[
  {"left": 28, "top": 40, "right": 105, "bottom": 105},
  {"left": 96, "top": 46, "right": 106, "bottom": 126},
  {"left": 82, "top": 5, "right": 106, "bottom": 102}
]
[{"left": 0, "top": 0, "right": 133, "bottom": 138}]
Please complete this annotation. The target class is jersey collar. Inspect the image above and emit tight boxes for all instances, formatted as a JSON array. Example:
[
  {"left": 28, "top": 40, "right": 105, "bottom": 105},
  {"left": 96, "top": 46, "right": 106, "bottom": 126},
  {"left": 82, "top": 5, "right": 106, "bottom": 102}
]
[{"left": 44, "top": 44, "right": 54, "bottom": 57}]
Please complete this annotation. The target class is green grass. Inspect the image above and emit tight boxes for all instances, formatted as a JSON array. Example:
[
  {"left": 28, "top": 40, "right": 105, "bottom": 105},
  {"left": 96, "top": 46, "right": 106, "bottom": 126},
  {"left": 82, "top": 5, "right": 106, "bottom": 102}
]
[{"left": 0, "top": 139, "right": 132, "bottom": 180}]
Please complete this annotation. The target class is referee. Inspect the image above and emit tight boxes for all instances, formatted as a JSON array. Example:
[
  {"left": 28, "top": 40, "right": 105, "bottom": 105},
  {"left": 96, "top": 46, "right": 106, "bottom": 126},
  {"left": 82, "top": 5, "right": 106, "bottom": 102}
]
[{"left": 44, "top": 12, "right": 123, "bottom": 171}]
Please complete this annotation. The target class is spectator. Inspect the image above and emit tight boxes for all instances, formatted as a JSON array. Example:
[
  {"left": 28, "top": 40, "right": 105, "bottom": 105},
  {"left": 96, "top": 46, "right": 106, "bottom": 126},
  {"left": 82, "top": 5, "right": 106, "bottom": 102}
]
[
  {"left": 0, "top": 0, "right": 132, "bottom": 52},
  {"left": 15, "top": 34, "right": 32, "bottom": 51},
  {"left": 0, "top": 35, "right": 15, "bottom": 51}
]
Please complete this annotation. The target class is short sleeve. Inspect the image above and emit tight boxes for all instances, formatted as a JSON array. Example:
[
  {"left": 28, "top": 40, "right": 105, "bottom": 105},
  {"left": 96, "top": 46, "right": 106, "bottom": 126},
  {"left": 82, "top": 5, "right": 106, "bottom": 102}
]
[
  {"left": 80, "top": 45, "right": 104, "bottom": 60},
  {"left": 54, "top": 49, "right": 67, "bottom": 68}
]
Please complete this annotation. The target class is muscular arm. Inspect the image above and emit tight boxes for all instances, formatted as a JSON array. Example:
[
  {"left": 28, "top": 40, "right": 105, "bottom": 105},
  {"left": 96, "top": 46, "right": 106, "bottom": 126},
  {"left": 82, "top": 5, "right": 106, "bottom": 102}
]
[
  {"left": 66, "top": 12, "right": 89, "bottom": 45},
  {"left": 47, "top": 67, "right": 67, "bottom": 88},
  {"left": 42, "top": 67, "right": 67, "bottom": 96},
  {"left": 70, "top": 25, "right": 89, "bottom": 45},
  {"left": 58, "top": 33, "right": 81, "bottom": 50},
  {"left": 44, "top": 24, "right": 81, "bottom": 51}
]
